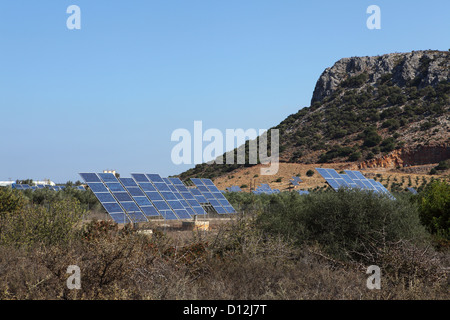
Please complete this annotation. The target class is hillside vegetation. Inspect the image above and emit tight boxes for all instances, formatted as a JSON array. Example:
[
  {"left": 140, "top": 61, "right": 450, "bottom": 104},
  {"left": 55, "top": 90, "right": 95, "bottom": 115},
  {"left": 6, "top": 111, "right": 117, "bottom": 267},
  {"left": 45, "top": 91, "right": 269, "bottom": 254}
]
[{"left": 179, "top": 50, "right": 449, "bottom": 180}]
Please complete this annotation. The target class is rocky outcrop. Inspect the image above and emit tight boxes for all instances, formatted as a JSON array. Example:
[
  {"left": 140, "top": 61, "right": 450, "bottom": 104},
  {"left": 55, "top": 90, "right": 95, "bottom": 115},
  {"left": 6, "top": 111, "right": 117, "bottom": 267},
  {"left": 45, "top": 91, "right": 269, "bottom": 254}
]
[
  {"left": 358, "top": 143, "right": 450, "bottom": 169},
  {"left": 311, "top": 50, "right": 450, "bottom": 104}
]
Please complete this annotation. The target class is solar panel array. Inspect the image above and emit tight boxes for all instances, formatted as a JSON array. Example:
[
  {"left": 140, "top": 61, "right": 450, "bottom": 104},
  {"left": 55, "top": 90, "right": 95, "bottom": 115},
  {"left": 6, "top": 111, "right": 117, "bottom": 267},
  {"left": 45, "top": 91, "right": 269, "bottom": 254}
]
[
  {"left": 297, "top": 190, "right": 310, "bottom": 195},
  {"left": 290, "top": 176, "right": 302, "bottom": 186},
  {"left": 252, "top": 183, "right": 280, "bottom": 195},
  {"left": 190, "top": 178, "right": 236, "bottom": 214},
  {"left": 12, "top": 184, "right": 85, "bottom": 191},
  {"left": 79, "top": 173, "right": 236, "bottom": 224},
  {"left": 227, "top": 185, "right": 242, "bottom": 192},
  {"left": 315, "top": 168, "right": 395, "bottom": 199}
]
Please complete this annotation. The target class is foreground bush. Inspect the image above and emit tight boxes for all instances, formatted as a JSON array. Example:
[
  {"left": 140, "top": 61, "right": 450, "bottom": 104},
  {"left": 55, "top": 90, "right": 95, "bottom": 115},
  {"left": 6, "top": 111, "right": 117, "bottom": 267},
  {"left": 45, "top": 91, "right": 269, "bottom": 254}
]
[
  {"left": 418, "top": 180, "right": 450, "bottom": 240},
  {"left": 257, "top": 189, "right": 429, "bottom": 263},
  {"left": 0, "top": 198, "right": 85, "bottom": 247}
]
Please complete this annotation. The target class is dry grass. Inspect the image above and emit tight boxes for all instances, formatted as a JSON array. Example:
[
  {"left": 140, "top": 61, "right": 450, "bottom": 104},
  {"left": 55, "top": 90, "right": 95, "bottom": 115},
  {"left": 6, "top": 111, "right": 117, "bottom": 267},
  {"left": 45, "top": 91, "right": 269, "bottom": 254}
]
[{"left": 0, "top": 218, "right": 448, "bottom": 300}]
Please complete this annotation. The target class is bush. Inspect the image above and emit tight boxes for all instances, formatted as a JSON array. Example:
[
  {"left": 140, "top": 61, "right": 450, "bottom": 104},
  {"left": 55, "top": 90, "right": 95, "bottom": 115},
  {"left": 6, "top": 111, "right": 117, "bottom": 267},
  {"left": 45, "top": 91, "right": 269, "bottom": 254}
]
[
  {"left": 418, "top": 180, "right": 450, "bottom": 239},
  {"left": 306, "top": 170, "right": 315, "bottom": 177},
  {"left": 257, "top": 190, "right": 428, "bottom": 263},
  {"left": 0, "top": 188, "right": 27, "bottom": 214},
  {"left": 348, "top": 151, "right": 362, "bottom": 161},
  {"left": 363, "top": 128, "right": 382, "bottom": 147},
  {"left": 0, "top": 198, "right": 85, "bottom": 248},
  {"left": 435, "top": 160, "right": 450, "bottom": 171}
]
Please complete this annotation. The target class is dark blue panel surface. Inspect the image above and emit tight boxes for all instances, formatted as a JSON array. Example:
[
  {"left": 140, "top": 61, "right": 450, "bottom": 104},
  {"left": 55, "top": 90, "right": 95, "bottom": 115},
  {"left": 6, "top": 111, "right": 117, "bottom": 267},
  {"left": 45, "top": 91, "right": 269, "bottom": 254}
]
[
  {"left": 146, "top": 174, "right": 164, "bottom": 183},
  {"left": 98, "top": 173, "right": 118, "bottom": 182},
  {"left": 141, "top": 206, "right": 160, "bottom": 217},
  {"left": 113, "top": 192, "right": 133, "bottom": 202},
  {"left": 79, "top": 173, "right": 101, "bottom": 183},
  {"left": 146, "top": 191, "right": 163, "bottom": 201},
  {"left": 121, "top": 202, "right": 141, "bottom": 213},
  {"left": 120, "top": 178, "right": 138, "bottom": 187},
  {"left": 109, "top": 213, "right": 129, "bottom": 224},
  {"left": 105, "top": 182, "right": 125, "bottom": 192},
  {"left": 103, "top": 202, "right": 124, "bottom": 214},
  {"left": 134, "top": 196, "right": 153, "bottom": 207},
  {"left": 88, "top": 183, "right": 109, "bottom": 193},
  {"left": 139, "top": 183, "right": 156, "bottom": 192},
  {"left": 131, "top": 173, "right": 149, "bottom": 182},
  {"left": 127, "top": 187, "right": 145, "bottom": 197}
]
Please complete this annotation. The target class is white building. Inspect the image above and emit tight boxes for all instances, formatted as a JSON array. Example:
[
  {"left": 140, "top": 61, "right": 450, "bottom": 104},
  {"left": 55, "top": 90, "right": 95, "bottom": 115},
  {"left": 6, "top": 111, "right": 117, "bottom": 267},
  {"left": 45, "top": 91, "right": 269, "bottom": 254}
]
[{"left": 0, "top": 180, "right": 56, "bottom": 187}]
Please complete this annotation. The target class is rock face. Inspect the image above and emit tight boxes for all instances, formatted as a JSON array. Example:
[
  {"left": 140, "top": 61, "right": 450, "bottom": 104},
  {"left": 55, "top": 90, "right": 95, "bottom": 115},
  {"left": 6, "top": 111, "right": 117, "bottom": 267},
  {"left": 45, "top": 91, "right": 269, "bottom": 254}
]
[
  {"left": 311, "top": 50, "right": 450, "bottom": 104},
  {"left": 358, "top": 144, "right": 450, "bottom": 169}
]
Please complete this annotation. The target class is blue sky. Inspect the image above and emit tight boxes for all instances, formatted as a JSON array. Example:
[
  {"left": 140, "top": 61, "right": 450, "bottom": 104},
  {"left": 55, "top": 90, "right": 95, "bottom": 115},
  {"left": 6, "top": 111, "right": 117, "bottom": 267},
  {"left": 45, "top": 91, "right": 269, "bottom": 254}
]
[{"left": 0, "top": 0, "right": 448, "bottom": 183}]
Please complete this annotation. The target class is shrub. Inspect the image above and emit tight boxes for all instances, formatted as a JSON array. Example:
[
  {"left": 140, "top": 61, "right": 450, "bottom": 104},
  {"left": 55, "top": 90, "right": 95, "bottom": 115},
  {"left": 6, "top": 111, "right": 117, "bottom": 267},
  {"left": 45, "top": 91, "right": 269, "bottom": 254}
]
[
  {"left": 257, "top": 190, "right": 428, "bottom": 263},
  {"left": 435, "top": 160, "right": 450, "bottom": 171},
  {"left": 306, "top": 170, "right": 315, "bottom": 177},
  {"left": 348, "top": 151, "right": 362, "bottom": 161},
  {"left": 380, "top": 137, "right": 396, "bottom": 153},
  {"left": 0, "top": 188, "right": 27, "bottom": 214},
  {"left": 418, "top": 180, "right": 450, "bottom": 239},
  {"left": 362, "top": 128, "right": 382, "bottom": 147},
  {"left": 0, "top": 198, "right": 85, "bottom": 247}
]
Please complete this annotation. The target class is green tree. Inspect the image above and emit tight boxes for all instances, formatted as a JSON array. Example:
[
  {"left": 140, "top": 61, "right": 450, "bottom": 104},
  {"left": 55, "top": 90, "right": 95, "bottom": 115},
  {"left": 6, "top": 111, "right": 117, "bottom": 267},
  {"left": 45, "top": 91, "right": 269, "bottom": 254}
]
[
  {"left": 418, "top": 180, "right": 450, "bottom": 239},
  {"left": 362, "top": 128, "right": 382, "bottom": 147},
  {"left": 0, "top": 188, "right": 27, "bottom": 214}
]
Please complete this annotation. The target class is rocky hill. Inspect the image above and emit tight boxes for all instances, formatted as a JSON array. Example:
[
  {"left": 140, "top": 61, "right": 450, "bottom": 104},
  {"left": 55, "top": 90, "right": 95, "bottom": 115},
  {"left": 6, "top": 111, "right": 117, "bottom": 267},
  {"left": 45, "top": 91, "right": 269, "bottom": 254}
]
[{"left": 179, "top": 50, "right": 449, "bottom": 180}]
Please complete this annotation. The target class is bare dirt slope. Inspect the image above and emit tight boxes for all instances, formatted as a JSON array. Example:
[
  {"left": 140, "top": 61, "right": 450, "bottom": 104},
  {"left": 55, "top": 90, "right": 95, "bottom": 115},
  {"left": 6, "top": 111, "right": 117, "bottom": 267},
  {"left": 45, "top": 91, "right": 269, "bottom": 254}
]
[{"left": 212, "top": 162, "right": 448, "bottom": 193}]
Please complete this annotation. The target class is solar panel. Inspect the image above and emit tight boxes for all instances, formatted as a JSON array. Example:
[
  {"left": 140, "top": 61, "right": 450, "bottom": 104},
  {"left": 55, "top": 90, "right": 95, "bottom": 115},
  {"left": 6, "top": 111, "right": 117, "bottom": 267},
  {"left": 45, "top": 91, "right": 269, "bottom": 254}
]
[
  {"left": 190, "top": 187, "right": 208, "bottom": 203},
  {"left": 129, "top": 173, "right": 182, "bottom": 220},
  {"left": 119, "top": 178, "right": 138, "bottom": 187},
  {"left": 407, "top": 187, "right": 418, "bottom": 195},
  {"left": 297, "top": 190, "right": 310, "bottom": 195},
  {"left": 122, "top": 175, "right": 164, "bottom": 218},
  {"left": 80, "top": 173, "right": 131, "bottom": 224},
  {"left": 97, "top": 173, "right": 148, "bottom": 223},
  {"left": 168, "top": 178, "right": 206, "bottom": 215},
  {"left": 79, "top": 173, "right": 102, "bottom": 183},
  {"left": 316, "top": 168, "right": 333, "bottom": 179},
  {"left": 340, "top": 175, "right": 358, "bottom": 188},
  {"left": 146, "top": 174, "right": 192, "bottom": 219},
  {"left": 290, "top": 180, "right": 300, "bottom": 186},
  {"left": 227, "top": 185, "right": 242, "bottom": 192},
  {"left": 164, "top": 178, "right": 206, "bottom": 216},
  {"left": 198, "top": 179, "right": 233, "bottom": 213},
  {"left": 87, "top": 182, "right": 109, "bottom": 193},
  {"left": 317, "top": 169, "right": 396, "bottom": 200},
  {"left": 201, "top": 179, "right": 236, "bottom": 213},
  {"left": 95, "top": 192, "right": 116, "bottom": 203}
]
